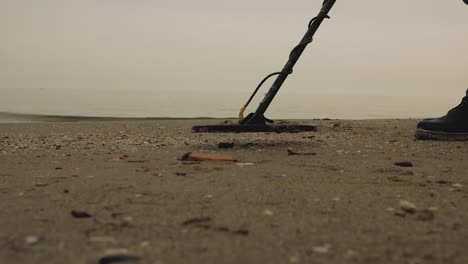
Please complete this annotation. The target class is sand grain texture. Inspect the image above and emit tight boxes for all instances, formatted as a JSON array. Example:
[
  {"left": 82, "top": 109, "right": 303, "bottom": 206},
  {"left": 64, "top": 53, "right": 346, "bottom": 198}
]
[{"left": 0, "top": 119, "right": 467, "bottom": 263}]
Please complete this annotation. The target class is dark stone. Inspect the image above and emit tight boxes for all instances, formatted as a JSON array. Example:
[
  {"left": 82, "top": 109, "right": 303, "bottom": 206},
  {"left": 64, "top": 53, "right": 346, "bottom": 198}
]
[
  {"left": 233, "top": 229, "right": 249, "bottom": 236},
  {"left": 182, "top": 217, "right": 212, "bottom": 226},
  {"left": 71, "top": 210, "right": 92, "bottom": 218},
  {"left": 218, "top": 142, "right": 235, "bottom": 149},
  {"left": 287, "top": 148, "right": 316, "bottom": 156},
  {"left": 394, "top": 162, "right": 413, "bottom": 167},
  {"left": 435, "top": 180, "right": 450, "bottom": 184},
  {"left": 99, "top": 254, "right": 141, "bottom": 264}
]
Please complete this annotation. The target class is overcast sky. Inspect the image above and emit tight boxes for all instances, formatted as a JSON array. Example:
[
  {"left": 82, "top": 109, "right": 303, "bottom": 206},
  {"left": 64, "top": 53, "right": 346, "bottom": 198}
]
[{"left": 1, "top": 0, "right": 467, "bottom": 115}]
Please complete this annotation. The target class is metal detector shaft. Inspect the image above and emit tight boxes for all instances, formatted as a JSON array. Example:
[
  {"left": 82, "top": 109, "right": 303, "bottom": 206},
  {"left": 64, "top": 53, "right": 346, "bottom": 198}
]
[{"left": 242, "top": 0, "right": 336, "bottom": 125}]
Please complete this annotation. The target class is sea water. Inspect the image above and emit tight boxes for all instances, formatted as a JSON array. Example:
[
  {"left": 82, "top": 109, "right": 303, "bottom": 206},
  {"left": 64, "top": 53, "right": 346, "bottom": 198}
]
[{"left": 0, "top": 88, "right": 462, "bottom": 122}]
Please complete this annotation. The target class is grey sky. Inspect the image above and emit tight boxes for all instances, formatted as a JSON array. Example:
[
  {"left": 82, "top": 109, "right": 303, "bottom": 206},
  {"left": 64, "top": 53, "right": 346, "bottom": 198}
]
[{"left": 1, "top": 0, "right": 467, "bottom": 117}]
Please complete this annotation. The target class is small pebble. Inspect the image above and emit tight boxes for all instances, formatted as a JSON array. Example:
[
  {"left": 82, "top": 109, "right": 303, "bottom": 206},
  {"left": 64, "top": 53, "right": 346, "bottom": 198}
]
[
  {"left": 313, "top": 244, "right": 331, "bottom": 254},
  {"left": 289, "top": 256, "right": 299, "bottom": 263},
  {"left": 263, "top": 209, "right": 274, "bottom": 216},
  {"left": 140, "top": 241, "right": 150, "bottom": 247},
  {"left": 399, "top": 200, "right": 417, "bottom": 214},
  {"left": 25, "top": 236, "right": 41, "bottom": 245},
  {"left": 103, "top": 248, "right": 129, "bottom": 255},
  {"left": 123, "top": 216, "right": 133, "bottom": 222},
  {"left": 236, "top": 163, "right": 255, "bottom": 167}
]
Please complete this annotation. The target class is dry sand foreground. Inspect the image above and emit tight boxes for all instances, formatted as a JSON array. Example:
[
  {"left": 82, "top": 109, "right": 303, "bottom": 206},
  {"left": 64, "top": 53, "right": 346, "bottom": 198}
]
[{"left": 0, "top": 119, "right": 467, "bottom": 264}]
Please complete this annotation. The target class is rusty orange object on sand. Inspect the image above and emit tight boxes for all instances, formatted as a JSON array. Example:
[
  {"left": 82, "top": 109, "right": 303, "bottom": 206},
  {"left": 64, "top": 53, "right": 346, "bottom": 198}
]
[{"left": 181, "top": 152, "right": 235, "bottom": 162}]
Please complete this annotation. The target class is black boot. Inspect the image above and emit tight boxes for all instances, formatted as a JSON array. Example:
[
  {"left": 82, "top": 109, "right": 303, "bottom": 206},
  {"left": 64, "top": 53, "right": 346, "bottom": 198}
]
[{"left": 416, "top": 90, "right": 468, "bottom": 141}]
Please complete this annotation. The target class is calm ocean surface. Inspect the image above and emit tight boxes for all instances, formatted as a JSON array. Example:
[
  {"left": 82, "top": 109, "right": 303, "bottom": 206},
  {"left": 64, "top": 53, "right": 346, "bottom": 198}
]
[{"left": 0, "top": 88, "right": 462, "bottom": 122}]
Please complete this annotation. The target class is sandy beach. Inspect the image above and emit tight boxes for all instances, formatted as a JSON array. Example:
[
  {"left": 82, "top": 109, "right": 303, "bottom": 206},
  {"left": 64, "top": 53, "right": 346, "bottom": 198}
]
[{"left": 0, "top": 119, "right": 467, "bottom": 264}]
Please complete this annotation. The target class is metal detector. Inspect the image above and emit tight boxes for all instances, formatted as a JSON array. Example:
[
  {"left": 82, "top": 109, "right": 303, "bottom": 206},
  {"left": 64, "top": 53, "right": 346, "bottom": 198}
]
[{"left": 193, "top": 0, "right": 337, "bottom": 133}]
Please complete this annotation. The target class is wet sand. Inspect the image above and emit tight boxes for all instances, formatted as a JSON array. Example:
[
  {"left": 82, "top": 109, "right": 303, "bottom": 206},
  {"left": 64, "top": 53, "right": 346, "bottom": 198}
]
[{"left": 0, "top": 119, "right": 467, "bottom": 264}]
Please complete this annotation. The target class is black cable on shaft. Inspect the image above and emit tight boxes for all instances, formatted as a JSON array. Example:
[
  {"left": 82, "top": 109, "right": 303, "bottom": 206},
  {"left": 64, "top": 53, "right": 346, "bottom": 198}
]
[
  {"left": 240, "top": 4, "right": 331, "bottom": 113},
  {"left": 243, "top": 72, "right": 283, "bottom": 109}
]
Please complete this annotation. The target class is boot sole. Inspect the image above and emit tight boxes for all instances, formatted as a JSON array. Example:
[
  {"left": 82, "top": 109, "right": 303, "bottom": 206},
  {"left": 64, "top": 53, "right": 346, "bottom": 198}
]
[{"left": 415, "top": 129, "right": 468, "bottom": 141}]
